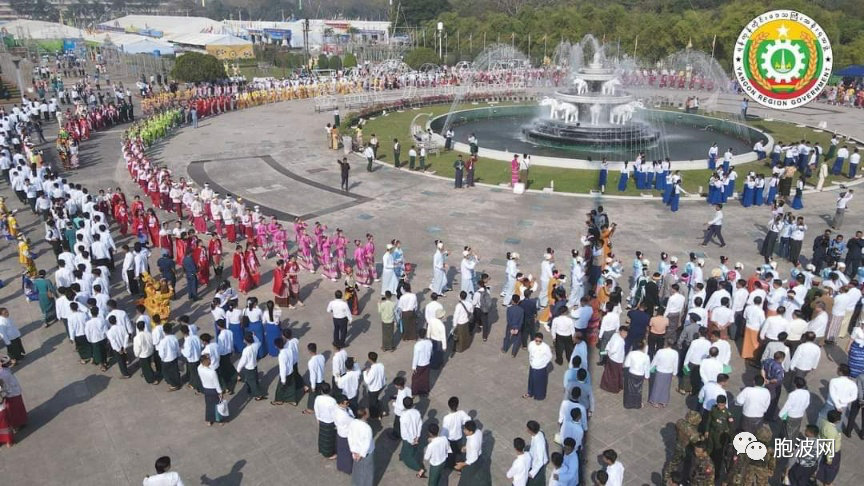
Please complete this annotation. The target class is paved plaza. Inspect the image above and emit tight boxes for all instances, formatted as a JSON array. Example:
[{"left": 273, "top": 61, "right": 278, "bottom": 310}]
[{"left": 1, "top": 93, "right": 863, "bottom": 486}]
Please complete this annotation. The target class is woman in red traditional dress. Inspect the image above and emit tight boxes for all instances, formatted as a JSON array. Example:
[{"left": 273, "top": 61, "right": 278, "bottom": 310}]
[
  {"left": 147, "top": 176, "right": 160, "bottom": 207},
  {"left": 174, "top": 232, "right": 187, "bottom": 267},
  {"left": 285, "top": 254, "right": 303, "bottom": 309},
  {"left": 114, "top": 201, "right": 129, "bottom": 235},
  {"left": 0, "top": 394, "right": 13, "bottom": 448},
  {"left": 245, "top": 244, "right": 261, "bottom": 289},
  {"left": 232, "top": 244, "right": 244, "bottom": 280},
  {"left": 195, "top": 238, "right": 210, "bottom": 286},
  {"left": 131, "top": 210, "right": 146, "bottom": 244},
  {"left": 131, "top": 195, "right": 144, "bottom": 216},
  {"left": 145, "top": 209, "right": 160, "bottom": 248},
  {"left": 208, "top": 234, "right": 224, "bottom": 276},
  {"left": 158, "top": 222, "right": 173, "bottom": 258},
  {"left": 272, "top": 259, "right": 289, "bottom": 307}
]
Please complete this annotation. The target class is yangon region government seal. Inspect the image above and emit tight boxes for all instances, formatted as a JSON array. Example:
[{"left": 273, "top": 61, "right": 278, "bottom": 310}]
[{"left": 733, "top": 10, "right": 832, "bottom": 110}]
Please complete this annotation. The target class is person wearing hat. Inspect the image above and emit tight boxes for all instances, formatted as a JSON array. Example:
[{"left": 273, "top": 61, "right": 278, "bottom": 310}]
[
  {"left": 539, "top": 250, "right": 555, "bottom": 309},
  {"left": 662, "top": 410, "right": 702, "bottom": 484},
  {"left": 381, "top": 244, "right": 398, "bottom": 296},
  {"left": 459, "top": 247, "right": 479, "bottom": 296}
]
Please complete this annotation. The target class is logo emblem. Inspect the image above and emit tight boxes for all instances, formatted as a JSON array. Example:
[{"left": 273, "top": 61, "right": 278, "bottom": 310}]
[{"left": 733, "top": 10, "right": 832, "bottom": 110}]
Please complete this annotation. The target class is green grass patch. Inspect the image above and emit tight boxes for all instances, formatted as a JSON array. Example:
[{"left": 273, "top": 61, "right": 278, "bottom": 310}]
[{"left": 356, "top": 104, "right": 854, "bottom": 195}]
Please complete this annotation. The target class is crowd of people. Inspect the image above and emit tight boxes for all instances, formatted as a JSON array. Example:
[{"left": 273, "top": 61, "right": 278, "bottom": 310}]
[{"left": 1, "top": 57, "right": 863, "bottom": 486}]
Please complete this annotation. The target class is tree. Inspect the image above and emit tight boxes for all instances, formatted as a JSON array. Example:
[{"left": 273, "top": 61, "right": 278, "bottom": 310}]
[
  {"left": 329, "top": 55, "right": 343, "bottom": 71},
  {"left": 343, "top": 52, "right": 358, "bottom": 68},
  {"left": 403, "top": 0, "right": 451, "bottom": 25},
  {"left": 316, "top": 53, "right": 329, "bottom": 70},
  {"left": 171, "top": 52, "right": 226, "bottom": 83},
  {"left": 404, "top": 47, "right": 440, "bottom": 69}
]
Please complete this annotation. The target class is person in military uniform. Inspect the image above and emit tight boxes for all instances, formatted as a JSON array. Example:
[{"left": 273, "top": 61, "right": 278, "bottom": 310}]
[
  {"left": 663, "top": 410, "right": 702, "bottom": 483},
  {"left": 741, "top": 424, "right": 776, "bottom": 486},
  {"left": 720, "top": 439, "right": 745, "bottom": 486},
  {"left": 706, "top": 395, "right": 735, "bottom": 474},
  {"left": 690, "top": 441, "right": 716, "bottom": 486}
]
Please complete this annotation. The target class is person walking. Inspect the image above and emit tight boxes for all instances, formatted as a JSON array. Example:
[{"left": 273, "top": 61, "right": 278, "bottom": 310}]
[
  {"left": 700, "top": 204, "right": 726, "bottom": 248},
  {"left": 833, "top": 189, "right": 854, "bottom": 230},
  {"left": 338, "top": 157, "right": 350, "bottom": 191},
  {"left": 327, "top": 290, "right": 352, "bottom": 348}
]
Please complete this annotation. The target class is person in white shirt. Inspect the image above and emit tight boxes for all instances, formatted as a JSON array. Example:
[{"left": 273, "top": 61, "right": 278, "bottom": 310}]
[
  {"left": 682, "top": 328, "right": 712, "bottom": 394},
  {"left": 84, "top": 307, "right": 110, "bottom": 371},
  {"left": 272, "top": 337, "right": 301, "bottom": 406},
  {"left": 362, "top": 352, "right": 387, "bottom": 419},
  {"left": 335, "top": 357, "right": 362, "bottom": 410},
  {"left": 550, "top": 307, "right": 576, "bottom": 365},
  {"left": 234, "top": 333, "right": 266, "bottom": 400},
  {"left": 411, "top": 329, "right": 432, "bottom": 396},
  {"left": 327, "top": 290, "right": 352, "bottom": 348},
  {"left": 0, "top": 309, "right": 25, "bottom": 366},
  {"left": 399, "top": 286, "right": 420, "bottom": 341},
  {"left": 699, "top": 346, "right": 725, "bottom": 386},
  {"left": 820, "top": 364, "right": 859, "bottom": 429},
  {"left": 157, "top": 322, "right": 183, "bottom": 391},
  {"left": 760, "top": 310, "right": 789, "bottom": 342},
  {"left": 806, "top": 302, "right": 829, "bottom": 342},
  {"left": 622, "top": 340, "right": 650, "bottom": 409},
  {"left": 302, "top": 342, "right": 326, "bottom": 415},
  {"left": 333, "top": 395, "right": 357, "bottom": 474},
  {"left": 790, "top": 332, "right": 821, "bottom": 381},
  {"left": 779, "top": 376, "right": 810, "bottom": 439},
  {"left": 399, "top": 396, "right": 424, "bottom": 474},
  {"left": 454, "top": 420, "right": 484, "bottom": 477},
  {"left": 598, "top": 303, "right": 621, "bottom": 357},
  {"left": 197, "top": 354, "right": 224, "bottom": 426},
  {"left": 142, "top": 456, "right": 184, "bottom": 486},
  {"left": 663, "top": 285, "right": 686, "bottom": 334},
  {"left": 106, "top": 315, "right": 131, "bottom": 379},
  {"left": 348, "top": 408, "right": 375, "bottom": 486},
  {"left": 647, "top": 338, "right": 678, "bottom": 407},
  {"left": 736, "top": 375, "right": 772, "bottom": 433},
  {"left": 525, "top": 420, "right": 548, "bottom": 484},
  {"left": 506, "top": 437, "right": 532, "bottom": 486},
  {"left": 215, "top": 321, "right": 237, "bottom": 394},
  {"left": 179, "top": 325, "right": 203, "bottom": 393},
  {"left": 700, "top": 204, "right": 726, "bottom": 247},
  {"left": 314, "top": 382, "right": 338, "bottom": 459},
  {"left": 387, "top": 376, "right": 412, "bottom": 440},
  {"left": 422, "top": 423, "right": 451, "bottom": 483},
  {"left": 442, "top": 396, "right": 470, "bottom": 465},
  {"left": 525, "top": 332, "right": 554, "bottom": 400},
  {"left": 602, "top": 448, "right": 625, "bottom": 486}
]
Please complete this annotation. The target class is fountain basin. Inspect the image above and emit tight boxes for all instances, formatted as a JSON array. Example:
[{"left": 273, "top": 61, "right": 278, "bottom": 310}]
[
  {"left": 427, "top": 105, "right": 772, "bottom": 169},
  {"left": 554, "top": 92, "right": 634, "bottom": 105}
]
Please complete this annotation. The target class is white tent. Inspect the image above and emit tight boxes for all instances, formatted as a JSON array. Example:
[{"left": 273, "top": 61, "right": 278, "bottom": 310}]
[
  {"left": 169, "top": 33, "right": 251, "bottom": 48},
  {"left": 120, "top": 38, "right": 176, "bottom": 56},
  {"left": 2, "top": 19, "right": 84, "bottom": 39},
  {"left": 99, "top": 15, "right": 227, "bottom": 42}
]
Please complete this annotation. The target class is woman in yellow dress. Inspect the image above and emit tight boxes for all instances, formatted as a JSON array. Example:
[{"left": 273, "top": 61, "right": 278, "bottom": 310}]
[
  {"left": 138, "top": 272, "right": 174, "bottom": 323},
  {"left": 17, "top": 236, "right": 36, "bottom": 276},
  {"left": 7, "top": 211, "right": 20, "bottom": 239}
]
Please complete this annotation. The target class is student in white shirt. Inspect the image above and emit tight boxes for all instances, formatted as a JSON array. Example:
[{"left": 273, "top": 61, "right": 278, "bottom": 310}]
[
  {"left": 422, "top": 423, "right": 451, "bottom": 483},
  {"left": 333, "top": 395, "right": 356, "bottom": 474},
  {"left": 198, "top": 354, "right": 224, "bottom": 426},
  {"left": 327, "top": 290, "right": 353, "bottom": 347},
  {"left": 506, "top": 437, "right": 532, "bottom": 486},
  {"left": 779, "top": 376, "right": 811, "bottom": 439},
  {"left": 335, "top": 357, "right": 362, "bottom": 411},
  {"left": 454, "top": 420, "right": 484, "bottom": 477},
  {"left": 142, "top": 456, "right": 184, "bottom": 486},
  {"left": 789, "top": 332, "right": 821, "bottom": 381},
  {"left": 736, "top": 375, "right": 772, "bottom": 433},
  {"left": 411, "top": 329, "right": 433, "bottom": 396},
  {"left": 526, "top": 420, "right": 548, "bottom": 484},
  {"left": 157, "top": 322, "right": 182, "bottom": 390},
  {"left": 388, "top": 376, "right": 412, "bottom": 440},
  {"left": 442, "top": 396, "right": 470, "bottom": 465},
  {"left": 313, "top": 382, "right": 338, "bottom": 459},
  {"left": 622, "top": 340, "right": 650, "bottom": 409},
  {"left": 348, "top": 408, "right": 375, "bottom": 484},
  {"left": 399, "top": 396, "right": 424, "bottom": 475},
  {"left": 84, "top": 307, "right": 109, "bottom": 371},
  {"left": 133, "top": 320, "right": 158, "bottom": 384},
  {"left": 362, "top": 352, "right": 387, "bottom": 419},
  {"left": 601, "top": 448, "right": 625, "bottom": 486},
  {"left": 234, "top": 333, "right": 266, "bottom": 400},
  {"left": 302, "top": 342, "right": 326, "bottom": 414},
  {"left": 106, "top": 315, "right": 131, "bottom": 379},
  {"left": 272, "top": 337, "right": 301, "bottom": 406},
  {"left": 648, "top": 338, "right": 679, "bottom": 407}
]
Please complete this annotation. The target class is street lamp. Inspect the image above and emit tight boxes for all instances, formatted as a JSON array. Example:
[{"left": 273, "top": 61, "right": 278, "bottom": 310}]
[{"left": 437, "top": 22, "right": 443, "bottom": 61}]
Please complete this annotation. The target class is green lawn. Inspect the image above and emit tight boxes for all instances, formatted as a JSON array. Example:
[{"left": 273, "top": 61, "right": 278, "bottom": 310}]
[{"left": 354, "top": 104, "right": 852, "bottom": 195}]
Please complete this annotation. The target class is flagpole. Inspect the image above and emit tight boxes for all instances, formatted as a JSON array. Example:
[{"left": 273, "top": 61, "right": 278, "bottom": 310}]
[
  {"left": 633, "top": 36, "right": 638, "bottom": 59},
  {"left": 710, "top": 34, "right": 717, "bottom": 60}
]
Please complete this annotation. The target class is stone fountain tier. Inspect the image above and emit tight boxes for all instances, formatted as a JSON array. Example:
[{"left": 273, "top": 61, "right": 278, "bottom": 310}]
[
  {"left": 523, "top": 119, "right": 659, "bottom": 145},
  {"left": 555, "top": 91, "right": 633, "bottom": 105},
  {"left": 573, "top": 65, "right": 618, "bottom": 82}
]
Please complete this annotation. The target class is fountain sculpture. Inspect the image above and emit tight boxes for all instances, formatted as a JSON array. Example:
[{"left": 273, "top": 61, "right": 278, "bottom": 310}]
[{"left": 523, "top": 36, "right": 659, "bottom": 146}]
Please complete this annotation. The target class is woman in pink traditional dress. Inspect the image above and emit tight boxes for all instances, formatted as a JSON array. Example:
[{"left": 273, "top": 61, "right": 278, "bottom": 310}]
[
  {"left": 273, "top": 224, "right": 288, "bottom": 258},
  {"left": 353, "top": 239, "right": 371, "bottom": 287},
  {"left": 298, "top": 230, "right": 316, "bottom": 273},
  {"left": 313, "top": 222, "right": 326, "bottom": 255},
  {"left": 332, "top": 228, "right": 348, "bottom": 273},
  {"left": 510, "top": 156, "right": 520, "bottom": 186},
  {"left": 293, "top": 217, "right": 306, "bottom": 244},
  {"left": 320, "top": 235, "right": 339, "bottom": 281},
  {"left": 265, "top": 217, "right": 279, "bottom": 256},
  {"left": 364, "top": 234, "right": 378, "bottom": 281},
  {"left": 254, "top": 218, "right": 269, "bottom": 258}
]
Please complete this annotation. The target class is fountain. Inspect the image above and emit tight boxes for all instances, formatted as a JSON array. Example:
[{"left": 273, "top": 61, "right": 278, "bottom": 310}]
[{"left": 523, "top": 35, "right": 659, "bottom": 146}]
